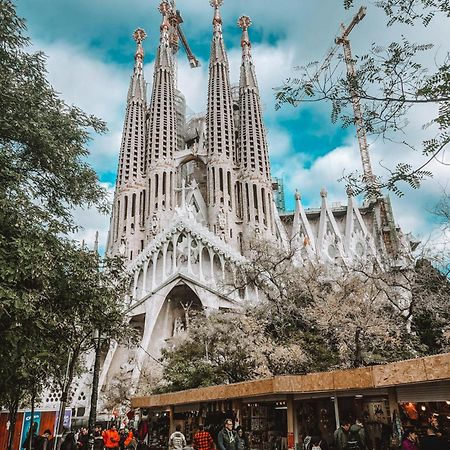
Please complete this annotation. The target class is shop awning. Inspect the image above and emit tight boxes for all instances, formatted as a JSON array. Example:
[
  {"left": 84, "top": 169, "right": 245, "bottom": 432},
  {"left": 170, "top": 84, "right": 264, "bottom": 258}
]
[{"left": 132, "top": 353, "right": 450, "bottom": 409}]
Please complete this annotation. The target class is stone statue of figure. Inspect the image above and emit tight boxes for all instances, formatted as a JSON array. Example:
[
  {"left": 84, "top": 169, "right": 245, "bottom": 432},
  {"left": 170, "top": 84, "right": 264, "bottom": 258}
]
[
  {"left": 173, "top": 317, "right": 185, "bottom": 336},
  {"left": 151, "top": 213, "right": 159, "bottom": 235}
]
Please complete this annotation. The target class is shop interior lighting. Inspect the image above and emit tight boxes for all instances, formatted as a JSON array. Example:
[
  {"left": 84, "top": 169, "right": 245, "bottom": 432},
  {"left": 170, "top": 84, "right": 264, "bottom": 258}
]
[
  {"left": 446, "top": 401, "right": 450, "bottom": 405},
  {"left": 421, "top": 405, "right": 426, "bottom": 411},
  {"left": 355, "top": 395, "right": 363, "bottom": 398},
  {"left": 275, "top": 406, "right": 288, "bottom": 410}
]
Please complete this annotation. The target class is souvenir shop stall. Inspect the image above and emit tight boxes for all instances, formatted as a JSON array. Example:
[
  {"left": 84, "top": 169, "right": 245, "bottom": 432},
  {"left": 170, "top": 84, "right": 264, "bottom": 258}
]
[
  {"left": 131, "top": 353, "right": 450, "bottom": 450},
  {"left": 138, "top": 409, "right": 170, "bottom": 450},
  {"left": 295, "top": 398, "right": 336, "bottom": 448},
  {"left": 240, "top": 401, "right": 288, "bottom": 450},
  {"left": 397, "top": 381, "right": 450, "bottom": 444},
  {"left": 338, "top": 394, "right": 392, "bottom": 450}
]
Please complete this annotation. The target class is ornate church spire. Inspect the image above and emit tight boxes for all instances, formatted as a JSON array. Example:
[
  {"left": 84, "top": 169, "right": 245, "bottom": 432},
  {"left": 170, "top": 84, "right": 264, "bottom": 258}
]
[
  {"left": 238, "top": 16, "right": 274, "bottom": 234},
  {"left": 145, "top": 1, "right": 177, "bottom": 223},
  {"left": 146, "top": 1, "right": 177, "bottom": 169},
  {"left": 107, "top": 29, "right": 148, "bottom": 260},
  {"left": 117, "top": 28, "right": 147, "bottom": 186},
  {"left": 205, "top": 0, "right": 237, "bottom": 242},
  {"left": 206, "top": 0, "right": 235, "bottom": 160}
]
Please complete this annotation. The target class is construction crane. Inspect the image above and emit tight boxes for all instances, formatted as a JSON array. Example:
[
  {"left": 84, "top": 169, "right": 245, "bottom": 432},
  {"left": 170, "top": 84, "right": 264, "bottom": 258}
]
[
  {"left": 335, "top": 6, "right": 375, "bottom": 187},
  {"left": 166, "top": 0, "right": 200, "bottom": 68},
  {"left": 296, "top": 7, "right": 375, "bottom": 190}
]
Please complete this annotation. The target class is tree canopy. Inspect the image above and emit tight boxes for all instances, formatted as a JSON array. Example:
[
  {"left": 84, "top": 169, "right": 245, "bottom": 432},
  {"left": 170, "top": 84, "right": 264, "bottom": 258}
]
[
  {"left": 154, "top": 237, "right": 449, "bottom": 393},
  {"left": 0, "top": 3, "right": 132, "bottom": 447}
]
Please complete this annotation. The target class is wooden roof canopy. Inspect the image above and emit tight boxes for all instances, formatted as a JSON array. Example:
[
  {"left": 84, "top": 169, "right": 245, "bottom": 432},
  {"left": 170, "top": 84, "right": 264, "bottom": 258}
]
[{"left": 132, "top": 353, "right": 450, "bottom": 409}]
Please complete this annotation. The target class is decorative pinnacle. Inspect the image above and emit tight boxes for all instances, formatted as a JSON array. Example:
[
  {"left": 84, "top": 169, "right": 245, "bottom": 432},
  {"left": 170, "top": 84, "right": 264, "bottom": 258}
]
[
  {"left": 210, "top": 0, "right": 224, "bottom": 8},
  {"left": 238, "top": 15, "right": 252, "bottom": 30},
  {"left": 210, "top": 0, "right": 223, "bottom": 26},
  {"left": 346, "top": 185, "right": 354, "bottom": 197},
  {"left": 320, "top": 187, "right": 328, "bottom": 198},
  {"left": 159, "top": 0, "right": 171, "bottom": 15},
  {"left": 295, "top": 190, "right": 301, "bottom": 201},
  {"left": 133, "top": 28, "right": 147, "bottom": 44},
  {"left": 133, "top": 28, "right": 146, "bottom": 62},
  {"left": 158, "top": 1, "right": 171, "bottom": 31}
]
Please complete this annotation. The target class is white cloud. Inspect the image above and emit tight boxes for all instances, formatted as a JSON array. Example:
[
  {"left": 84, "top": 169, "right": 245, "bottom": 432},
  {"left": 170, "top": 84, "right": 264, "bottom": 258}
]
[
  {"left": 69, "top": 183, "right": 115, "bottom": 254},
  {"left": 25, "top": 0, "right": 449, "bottom": 253}
]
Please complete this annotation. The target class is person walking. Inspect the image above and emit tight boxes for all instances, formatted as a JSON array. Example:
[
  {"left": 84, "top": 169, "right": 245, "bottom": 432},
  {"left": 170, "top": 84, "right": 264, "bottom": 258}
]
[
  {"left": 35, "top": 430, "right": 52, "bottom": 450},
  {"left": 94, "top": 426, "right": 104, "bottom": 450},
  {"left": 103, "top": 425, "right": 120, "bottom": 450},
  {"left": 61, "top": 434, "right": 78, "bottom": 450},
  {"left": 421, "top": 426, "right": 447, "bottom": 450},
  {"left": 77, "top": 428, "right": 89, "bottom": 450},
  {"left": 347, "top": 419, "right": 367, "bottom": 450},
  {"left": 217, "top": 420, "right": 239, "bottom": 450},
  {"left": 193, "top": 425, "right": 214, "bottom": 450},
  {"left": 333, "top": 420, "right": 351, "bottom": 450},
  {"left": 169, "top": 425, "right": 186, "bottom": 450}
]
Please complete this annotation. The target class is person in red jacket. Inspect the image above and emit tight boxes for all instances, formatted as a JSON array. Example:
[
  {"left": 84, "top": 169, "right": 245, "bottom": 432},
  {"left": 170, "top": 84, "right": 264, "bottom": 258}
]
[
  {"left": 103, "top": 426, "right": 120, "bottom": 450},
  {"left": 193, "top": 425, "right": 214, "bottom": 450},
  {"left": 123, "top": 429, "right": 135, "bottom": 450}
]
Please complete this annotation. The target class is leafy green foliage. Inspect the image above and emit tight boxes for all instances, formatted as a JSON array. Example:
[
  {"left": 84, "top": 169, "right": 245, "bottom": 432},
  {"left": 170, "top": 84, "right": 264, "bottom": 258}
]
[{"left": 0, "top": 1, "right": 132, "bottom": 433}]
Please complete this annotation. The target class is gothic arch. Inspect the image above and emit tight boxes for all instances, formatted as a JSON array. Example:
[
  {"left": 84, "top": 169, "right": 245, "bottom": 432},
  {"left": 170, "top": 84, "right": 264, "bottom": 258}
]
[{"left": 149, "top": 283, "right": 203, "bottom": 353}]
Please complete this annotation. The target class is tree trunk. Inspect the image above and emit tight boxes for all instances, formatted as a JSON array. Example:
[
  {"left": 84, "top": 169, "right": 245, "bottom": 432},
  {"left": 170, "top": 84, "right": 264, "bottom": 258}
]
[
  {"left": 54, "top": 349, "right": 77, "bottom": 450},
  {"left": 88, "top": 333, "right": 102, "bottom": 450},
  {"left": 28, "top": 390, "right": 36, "bottom": 450},
  {"left": 354, "top": 328, "right": 363, "bottom": 367},
  {"left": 6, "top": 395, "right": 19, "bottom": 450}
]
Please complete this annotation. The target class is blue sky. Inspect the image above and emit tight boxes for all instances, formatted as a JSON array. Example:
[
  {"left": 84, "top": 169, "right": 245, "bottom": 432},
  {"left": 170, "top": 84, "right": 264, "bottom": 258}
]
[{"left": 16, "top": 0, "right": 449, "bottom": 257}]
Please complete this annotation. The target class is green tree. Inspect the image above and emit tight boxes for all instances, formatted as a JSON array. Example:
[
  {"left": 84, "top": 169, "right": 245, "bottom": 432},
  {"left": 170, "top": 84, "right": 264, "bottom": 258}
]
[
  {"left": 0, "top": 2, "right": 131, "bottom": 448},
  {"left": 275, "top": 0, "right": 449, "bottom": 197}
]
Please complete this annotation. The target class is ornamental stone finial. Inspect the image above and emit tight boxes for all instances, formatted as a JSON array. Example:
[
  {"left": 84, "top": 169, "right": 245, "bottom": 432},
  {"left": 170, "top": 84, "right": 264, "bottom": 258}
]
[
  {"left": 346, "top": 185, "right": 354, "bottom": 197},
  {"left": 210, "top": 0, "right": 223, "bottom": 8},
  {"left": 133, "top": 28, "right": 147, "bottom": 62},
  {"left": 238, "top": 15, "right": 252, "bottom": 30},
  {"left": 133, "top": 28, "right": 147, "bottom": 44},
  {"left": 320, "top": 187, "right": 328, "bottom": 198},
  {"left": 159, "top": 0, "right": 171, "bottom": 15},
  {"left": 295, "top": 190, "right": 301, "bottom": 201},
  {"left": 210, "top": 0, "right": 223, "bottom": 26}
]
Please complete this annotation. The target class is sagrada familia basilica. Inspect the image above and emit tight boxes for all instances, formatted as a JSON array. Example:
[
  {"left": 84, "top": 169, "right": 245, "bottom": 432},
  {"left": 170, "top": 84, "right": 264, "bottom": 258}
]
[{"left": 41, "top": 0, "right": 417, "bottom": 418}]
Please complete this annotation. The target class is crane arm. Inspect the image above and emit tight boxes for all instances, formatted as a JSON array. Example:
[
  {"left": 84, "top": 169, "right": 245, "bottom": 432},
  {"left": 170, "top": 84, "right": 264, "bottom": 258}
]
[{"left": 176, "top": 22, "right": 200, "bottom": 68}]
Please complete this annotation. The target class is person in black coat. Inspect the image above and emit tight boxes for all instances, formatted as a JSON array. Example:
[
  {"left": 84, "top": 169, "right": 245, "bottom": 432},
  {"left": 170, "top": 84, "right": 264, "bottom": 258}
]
[
  {"left": 61, "top": 433, "right": 78, "bottom": 450},
  {"left": 217, "top": 420, "right": 239, "bottom": 450}
]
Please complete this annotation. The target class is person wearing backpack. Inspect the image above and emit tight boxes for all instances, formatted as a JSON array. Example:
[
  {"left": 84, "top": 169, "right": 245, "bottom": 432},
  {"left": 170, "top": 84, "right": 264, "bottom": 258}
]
[
  {"left": 169, "top": 425, "right": 186, "bottom": 450},
  {"left": 347, "top": 419, "right": 367, "bottom": 450}
]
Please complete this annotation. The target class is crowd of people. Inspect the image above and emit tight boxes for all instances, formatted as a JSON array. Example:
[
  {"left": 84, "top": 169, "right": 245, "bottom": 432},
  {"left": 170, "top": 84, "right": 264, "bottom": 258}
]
[
  {"left": 22, "top": 424, "right": 138, "bottom": 450},
  {"left": 22, "top": 417, "right": 448, "bottom": 450},
  {"left": 330, "top": 418, "right": 447, "bottom": 450}
]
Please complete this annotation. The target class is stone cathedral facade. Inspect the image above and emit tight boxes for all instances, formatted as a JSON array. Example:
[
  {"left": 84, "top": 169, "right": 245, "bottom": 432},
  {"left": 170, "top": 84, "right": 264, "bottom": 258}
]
[{"left": 41, "top": 0, "right": 417, "bottom": 418}]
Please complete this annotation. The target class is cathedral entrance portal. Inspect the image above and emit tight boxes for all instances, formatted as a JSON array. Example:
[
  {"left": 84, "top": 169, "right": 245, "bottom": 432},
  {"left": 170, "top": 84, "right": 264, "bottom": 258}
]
[{"left": 147, "top": 282, "right": 203, "bottom": 358}]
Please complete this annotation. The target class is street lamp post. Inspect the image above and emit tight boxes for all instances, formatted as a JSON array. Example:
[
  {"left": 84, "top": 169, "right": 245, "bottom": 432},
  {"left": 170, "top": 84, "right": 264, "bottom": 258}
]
[{"left": 88, "top": 330, "right": 102, "bottom": 450}]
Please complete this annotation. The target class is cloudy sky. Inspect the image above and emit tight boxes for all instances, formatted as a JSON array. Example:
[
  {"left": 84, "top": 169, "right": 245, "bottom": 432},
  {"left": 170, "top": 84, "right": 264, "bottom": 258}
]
[{"left": 16, "top": 0, "right": 449, "bottom": 255}]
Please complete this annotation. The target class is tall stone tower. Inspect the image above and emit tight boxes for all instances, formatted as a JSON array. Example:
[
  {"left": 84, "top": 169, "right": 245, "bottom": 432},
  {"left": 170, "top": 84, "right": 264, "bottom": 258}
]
[
  {"left": 237, "top": 16, "right": 275, "bottom": 237},
  {"left": 107, "top": 28, "right": 147, "bottom": 261},
  {"left": 145, "top": 2, "right": 177, "bottom": 234},
  {"left": 60, "top": 0, "right": 413, "bottom": 417},
  {"left": 205, "top": 0, "right": 238, "bottom": 244}
]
